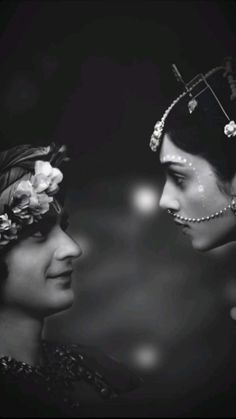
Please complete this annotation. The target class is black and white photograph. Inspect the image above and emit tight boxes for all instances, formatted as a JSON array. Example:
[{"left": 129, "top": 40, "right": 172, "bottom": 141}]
[{"left": 0, "top": 0, "right": 236, "bottom": 417}]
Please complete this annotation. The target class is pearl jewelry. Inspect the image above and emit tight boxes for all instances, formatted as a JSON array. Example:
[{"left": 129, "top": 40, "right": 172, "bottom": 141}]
[
  {"left": 167, "top": 203, "right": 232, "bottom": 223},
  {"left": 149, "top": 63, "right": 235, "bottom": 152}
]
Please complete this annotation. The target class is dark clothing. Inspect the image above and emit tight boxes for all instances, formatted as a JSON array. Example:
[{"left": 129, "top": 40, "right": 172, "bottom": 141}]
[{"left": 0, "top": 340, "right": 141, "bottom": 417}]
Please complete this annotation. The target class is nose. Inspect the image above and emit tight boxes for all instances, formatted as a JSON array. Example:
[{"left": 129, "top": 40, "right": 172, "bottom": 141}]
[
  {"left": 54, "top": 229, "right": 82, "bottom": 260},
  {"left": 159, "top": 182, "right": 180, "bottom": 212}
]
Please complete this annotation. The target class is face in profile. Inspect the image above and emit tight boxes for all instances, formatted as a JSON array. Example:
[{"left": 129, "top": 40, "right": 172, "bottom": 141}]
[
  {"left": 1, "top": 212, "right": 81, "bottom": 318},
  {"left": 159, "top": 133, "right": 236, "bottom": 251}
]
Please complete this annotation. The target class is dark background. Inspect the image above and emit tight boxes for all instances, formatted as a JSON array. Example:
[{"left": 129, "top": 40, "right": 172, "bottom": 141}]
[{"left": 1, "top": 0, "right": 236, "bottom": 416}]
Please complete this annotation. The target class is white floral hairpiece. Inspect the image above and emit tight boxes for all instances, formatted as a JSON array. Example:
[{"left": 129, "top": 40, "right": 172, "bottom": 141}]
[{"left": 0, "top": 160, "right": 63, "bottom": 249}]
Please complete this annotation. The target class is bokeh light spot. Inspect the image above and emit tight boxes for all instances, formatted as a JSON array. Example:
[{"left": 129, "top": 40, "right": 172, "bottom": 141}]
[
  {"left": 129, "top": 343, "right": 162, "bottom": 371},
  {"left": 131, "top": 184, "right": 160, "bottom": 215}
]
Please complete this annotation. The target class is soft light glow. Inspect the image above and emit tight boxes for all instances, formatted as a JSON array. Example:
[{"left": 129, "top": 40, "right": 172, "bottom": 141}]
[
  {"left": 131, "top": 184, "right": 159, "bottom": 215},
  {"left": 129, "top": 343, "right": 162, "bottom": 370},
  {"left": 230, "top": 306, "right": 236, "bottom": 321}
]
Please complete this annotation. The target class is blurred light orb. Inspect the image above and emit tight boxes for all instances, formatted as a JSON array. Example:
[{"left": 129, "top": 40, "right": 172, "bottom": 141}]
[
  {"left": 230, "top": 306, "right": 236, "bottom": 321},
  {"left": 130, "top": 343, "right": 161, "bottom": 370},
  {"left": 131, "top": 185, "right": 159, "bottom": 214}
]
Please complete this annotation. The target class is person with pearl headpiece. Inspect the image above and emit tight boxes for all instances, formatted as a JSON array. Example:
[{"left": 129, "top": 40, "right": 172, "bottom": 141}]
[{"left": 149, "top": 56, "right": 236, "bottom": 252}]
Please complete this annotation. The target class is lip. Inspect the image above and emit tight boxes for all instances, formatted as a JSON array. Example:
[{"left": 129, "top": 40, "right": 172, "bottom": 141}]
[
  {"left": 48, "top": 270, "right": 73, "bottom": 278},
  {"left": 173, "top": 220, "right": 187, "bottom": 227},
  {"left": 173, "top": 220, "right": 190, "bottom": 234}
]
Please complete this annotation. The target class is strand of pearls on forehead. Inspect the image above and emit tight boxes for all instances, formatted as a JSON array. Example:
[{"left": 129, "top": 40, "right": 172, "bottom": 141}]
[
  {"left": 167, "top": 204, "right": 232, "bottom": 223},
  {"left": 150, "top": 64, "right": 236, "bottom": 152},
  {"left": 162, "top": 155, "right": 193, "bottom": 165}
]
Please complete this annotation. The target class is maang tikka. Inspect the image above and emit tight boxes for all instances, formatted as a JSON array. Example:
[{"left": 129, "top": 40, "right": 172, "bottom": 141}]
[{"left": 150, "top": 57, "right": 236, "bottom": 152}]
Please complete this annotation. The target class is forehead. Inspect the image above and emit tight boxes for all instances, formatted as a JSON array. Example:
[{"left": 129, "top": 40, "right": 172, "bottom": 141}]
[
  {"left": 159, "top": 133, "right": 210, "bottom": 173},
  {"left": 160, "top": 134, "right": 221, "bottom": 184},
  {"left": 159, "top": 133, "right": 191, "bottom": 163}
]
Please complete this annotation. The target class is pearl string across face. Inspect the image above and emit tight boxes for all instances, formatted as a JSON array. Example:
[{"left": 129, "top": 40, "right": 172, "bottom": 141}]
[{"left": 162, "top": 154, "right": 232, "bottom": 223}]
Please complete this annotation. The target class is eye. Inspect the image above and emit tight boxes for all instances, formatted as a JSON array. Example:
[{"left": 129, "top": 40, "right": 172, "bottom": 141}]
[
  {"left": 174, "top": 175, "right": 185, "bottom": 186},
  {"left": 32, "top": 221, "right": 53, "bottom": 239},
  {"left": 169, "top": 172, "right": 185, "bottom": 187},
  {"left": 32, "top": 230, "right": 46, "bottom": 239}
]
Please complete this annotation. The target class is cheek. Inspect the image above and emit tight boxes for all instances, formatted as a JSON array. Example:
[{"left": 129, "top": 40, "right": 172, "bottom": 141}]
[
  {"left": 6, "top": 245, "right": 52, "bottom": 283},
  {"left": 185, "top": 175, "right": 228, "bottom": 216},
  {"left": 190, "top": 213, "right": 235, "bottom": 251}
]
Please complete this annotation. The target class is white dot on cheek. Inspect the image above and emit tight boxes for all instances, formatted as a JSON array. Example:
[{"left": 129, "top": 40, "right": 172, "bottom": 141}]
[{"left": 198, "top": 185, "right": 204, "bottom": 193}]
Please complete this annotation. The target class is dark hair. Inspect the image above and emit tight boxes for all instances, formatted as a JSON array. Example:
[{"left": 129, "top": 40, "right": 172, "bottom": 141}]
[
  {"left": 163, "top": 65, "right": 236, "bottom": 183},
  {"left": 0, "top": 251, "right": 9, "bottom": 298},
  {"left": 0, "top": 258, "right": 8, "bottom": 280}
]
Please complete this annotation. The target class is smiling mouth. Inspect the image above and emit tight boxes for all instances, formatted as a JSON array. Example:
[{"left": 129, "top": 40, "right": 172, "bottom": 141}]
[
  {"left": 59, "top": 270, "right": 73, "bottom": 277},
  {"left": 48, "top": 270, "right": 73, "bottom": 279},
  {"left": 53, "top": 273, "right": 73, "bottom": 288}
]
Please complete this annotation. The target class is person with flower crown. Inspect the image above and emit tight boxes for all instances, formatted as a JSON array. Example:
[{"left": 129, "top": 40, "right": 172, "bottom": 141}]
[
  {"left": 0, "top": 143, "right": 141, "bottom": 417},
  {"left": 149, "top": 56, "right": 236, "bottom": 252}
]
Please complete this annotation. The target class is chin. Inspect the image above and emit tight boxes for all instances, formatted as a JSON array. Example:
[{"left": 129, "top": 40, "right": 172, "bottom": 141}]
[
  {"left": 46, "top": 290, "right": 75, "bottom": 316},
  {"left": 191, "top": 236, "right": 231, "bottom": 252}
]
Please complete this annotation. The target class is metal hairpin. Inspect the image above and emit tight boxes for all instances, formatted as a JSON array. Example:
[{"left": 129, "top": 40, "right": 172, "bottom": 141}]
[{"left": 149, "top": 59, "right": 236, "bottom": 152}]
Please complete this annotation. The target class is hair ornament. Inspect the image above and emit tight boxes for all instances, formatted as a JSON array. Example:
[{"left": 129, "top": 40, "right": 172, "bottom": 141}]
[
  {"left": 150, "top": 58, "right": 236, "bottom": 152},
  {"left": 231, "top": 196, "right": 236, "bottom": 215},
  {"left": 0, "top": 144, "right": 67, "bottom": 249}
]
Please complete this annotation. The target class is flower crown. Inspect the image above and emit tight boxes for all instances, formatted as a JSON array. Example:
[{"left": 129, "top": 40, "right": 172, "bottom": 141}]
[
  {"left": 150, "top": 57, "right": 236, "bottom": 152},
  {"left": 0, "top": 145, "right": 67, "bottom": 250}
]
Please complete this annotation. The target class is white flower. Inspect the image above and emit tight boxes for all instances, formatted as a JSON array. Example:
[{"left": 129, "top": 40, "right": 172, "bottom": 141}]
[
  {"left": 36, "top": 192, "right": 53, "bottom": 215},
  {"left": 0, "top": 220, "right": 19, "bottom": 247},
  {"left": 33, "top": 161, "right": 63, "bottom": 195},
  {"left": 35, "top": 161, "right": 53, "bottom": 177},
  {"left": 3, "top": 223, "right": 18, "bottom": 240},
  {"left": 14, "top": 180, "right": 34, "bottom": 201},
  {"left": 32, "top": 173, "right": 51, "bottom": 194},
  {"left": 0, "top": 214, "right": 11, "bottom": 232},
  {"left": 13, "top": 180, "right": 39, "bottom": 216},
  {"left": 0, "top": 159, "right": 64, "bottom": 248},
  {"left": 13, "top": 208, "right": 34, "bottom": 224},
  {"left": 47, "top": 167, "right": 63, "bottom": 194},
  {"left": 224, "top": 120, "right": 236, "bottom": 138}
]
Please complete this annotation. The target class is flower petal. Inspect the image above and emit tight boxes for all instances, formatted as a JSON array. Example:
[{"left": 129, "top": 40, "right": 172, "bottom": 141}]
[{"left": 35, "top": 161, "right": 53, "bottom": 177}]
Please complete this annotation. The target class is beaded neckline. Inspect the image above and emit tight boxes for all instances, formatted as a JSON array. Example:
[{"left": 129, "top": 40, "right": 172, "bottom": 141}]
[{"left": 0, "top": 340, "right": 117, "bottom": 411}]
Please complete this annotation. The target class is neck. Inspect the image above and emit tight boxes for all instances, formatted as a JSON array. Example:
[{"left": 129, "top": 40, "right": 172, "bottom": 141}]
[{"left": 0, "top": 307, "right": 44, "bottom": 366}]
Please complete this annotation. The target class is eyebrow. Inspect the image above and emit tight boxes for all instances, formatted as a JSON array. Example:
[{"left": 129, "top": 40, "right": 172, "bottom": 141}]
[
  {"left": 160, "top": 161, "right": 185, "bottom": 167},
  {"left": 40, "top": 210, "right": 69, "bottom": 226}
]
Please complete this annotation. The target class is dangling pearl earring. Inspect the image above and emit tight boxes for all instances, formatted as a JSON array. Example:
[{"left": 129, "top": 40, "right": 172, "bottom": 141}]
[{"left": 230, "top": 196, "right": 236, "bottom": 215}]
